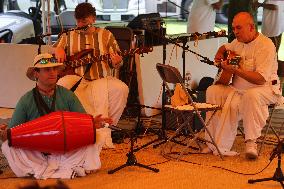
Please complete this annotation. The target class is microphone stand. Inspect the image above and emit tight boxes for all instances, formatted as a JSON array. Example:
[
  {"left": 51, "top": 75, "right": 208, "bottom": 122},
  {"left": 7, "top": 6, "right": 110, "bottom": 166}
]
[
  {"left": 135, "top": 30, "right": 224, "bottom": 149},
  {"left": 153, "top": 27, "right": 168, "bottom": 148},
  {"left": 167, "top": 0, "right": 189, "bottom": 15},
  {"left": 58, "top": 25, "right": 92, "bottom": 36},
  {"left": 152, "top": 33, "right": 190, "bottom": 149},
  {"left": 248, "top": 140, "right": 284, "bottom": 188},
  {"left": 36, "top": 33, "right": 53, "bottom": 55},
  {"left": 108, "top": 127, "right": 159, "bottom": 174}
]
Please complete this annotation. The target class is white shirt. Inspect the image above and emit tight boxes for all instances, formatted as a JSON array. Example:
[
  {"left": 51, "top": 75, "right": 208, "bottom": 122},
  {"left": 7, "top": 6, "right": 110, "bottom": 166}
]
[
  {"left": 187, "top": 0, "right": 219, "bottom": 33},
  {"left": 225, "top": 33, "right": 281, "bottom": 95},
  {"left": 261, "top": 0, "right": 284, "bottom": 37}
]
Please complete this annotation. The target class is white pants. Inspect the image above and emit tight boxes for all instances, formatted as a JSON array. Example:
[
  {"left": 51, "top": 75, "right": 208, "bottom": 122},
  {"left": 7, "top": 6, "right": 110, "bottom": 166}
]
[
  {"left": 205, "top": 85, "right": 280, "bottom": 154},
  {"left": 1, "top": 128, "right": 110, "bottom": 179},
  {"left": 57, "top": 75, "right": 129, "bottom": 126}
]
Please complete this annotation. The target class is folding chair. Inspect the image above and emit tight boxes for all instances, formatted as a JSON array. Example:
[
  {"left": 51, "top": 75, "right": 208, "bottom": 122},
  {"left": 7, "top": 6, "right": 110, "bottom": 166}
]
[
  {"left": 156, "top": 63, "right": 224, "bottom": 159},
  {"left": 258, "top": 104, "right": 284, "bottom": 155}
]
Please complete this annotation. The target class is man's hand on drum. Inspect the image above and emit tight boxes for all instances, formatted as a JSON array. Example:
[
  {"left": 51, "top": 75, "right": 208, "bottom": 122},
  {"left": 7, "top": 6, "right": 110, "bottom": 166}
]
[
  {"left": 0, "top": 124, "right": 8, "bottom": 141},
  {"left": 93, "top": 115, "right": 113, "bottom": 129}
]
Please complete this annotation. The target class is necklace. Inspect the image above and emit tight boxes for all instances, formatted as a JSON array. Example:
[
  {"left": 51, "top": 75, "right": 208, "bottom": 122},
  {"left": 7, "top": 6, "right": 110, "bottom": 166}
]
[{"left": 36, "top": 85, "right": 55, "bottom": 96}]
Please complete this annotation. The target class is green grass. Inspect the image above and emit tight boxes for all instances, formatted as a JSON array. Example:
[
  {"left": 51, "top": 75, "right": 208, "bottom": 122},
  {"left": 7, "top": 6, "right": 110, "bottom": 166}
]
[{"left": 164, "top": 19, "right": 284, "bottom": 60}]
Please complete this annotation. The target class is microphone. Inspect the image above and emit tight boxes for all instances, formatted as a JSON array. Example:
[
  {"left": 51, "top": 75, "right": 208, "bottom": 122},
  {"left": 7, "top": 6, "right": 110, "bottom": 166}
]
[
  {"left": 59, "top": 24, "right": 93, "bottom": 36},
  {"left": 200, "top": 58, "right": 223, "bottom": 67},
  {"left": 203, "top": 30, "right": 227, "bottom": 38},
  {"left": 269, "top": 139, "right": 284, "bottom": 161},
  {"left": 189, "top": 30, "right": 227, "bottom": 39},
  {"left": 74, "top": 24, "right": 93, "bottom": 31},
  {"left": 108, "top": 125, "right": 123, "bottom": 131},
  {"left": 200, "top": 59, "right": 215, "bottom": 66}
]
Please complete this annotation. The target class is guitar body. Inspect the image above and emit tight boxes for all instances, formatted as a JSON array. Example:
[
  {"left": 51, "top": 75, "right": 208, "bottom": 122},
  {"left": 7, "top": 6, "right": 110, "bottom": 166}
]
[
  {"left": 214, "top": 50, "right": 241, "bottom": 85},
  {"left": 215, "top": 69, "right": 234, "bottom": 85},
  {"left": 58, "top": 49, "right": 94, "bottom": 78}
]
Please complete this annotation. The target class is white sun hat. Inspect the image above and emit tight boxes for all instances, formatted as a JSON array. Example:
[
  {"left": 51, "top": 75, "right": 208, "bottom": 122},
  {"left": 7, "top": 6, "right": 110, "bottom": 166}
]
[{"left": 26, "top": 53, "right": 64, "bottom": 81}]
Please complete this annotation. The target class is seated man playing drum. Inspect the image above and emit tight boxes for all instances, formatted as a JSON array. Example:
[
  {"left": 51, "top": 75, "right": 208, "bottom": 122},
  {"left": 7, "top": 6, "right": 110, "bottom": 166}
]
[{"left": 0, "top": 53, "right": 112, "bottom": 179}]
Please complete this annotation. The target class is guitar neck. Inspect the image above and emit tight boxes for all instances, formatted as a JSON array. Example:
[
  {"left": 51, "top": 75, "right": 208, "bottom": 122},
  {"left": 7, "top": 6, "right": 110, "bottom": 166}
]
[
  {"left": 67, "top": 47, "right": 151, "bottom": 68},
  {"left": 69, "top": 53, "right": 120, "bottom": 68}
]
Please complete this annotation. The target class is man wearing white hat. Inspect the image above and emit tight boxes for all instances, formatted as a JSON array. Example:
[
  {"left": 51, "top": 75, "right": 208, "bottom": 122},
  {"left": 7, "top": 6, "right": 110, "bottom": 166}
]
[{"left": 0, "top": 53, "right": 112, "bottom": 179}]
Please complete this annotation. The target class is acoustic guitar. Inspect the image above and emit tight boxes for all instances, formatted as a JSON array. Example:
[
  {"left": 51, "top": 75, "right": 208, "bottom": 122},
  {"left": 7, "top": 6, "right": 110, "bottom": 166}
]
[
  {"left": 214, "top": 50, "right": 241, "bottom": 85},
  {"left": 200, "top": 50, "right": 241, "bottom": 85},
  {"left": 58, "top": 47, "right": 153, "bottom": 78}
]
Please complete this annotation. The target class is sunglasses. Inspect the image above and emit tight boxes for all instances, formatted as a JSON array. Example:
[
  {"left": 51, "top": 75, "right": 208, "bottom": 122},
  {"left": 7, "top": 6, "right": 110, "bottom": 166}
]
[{"left": 34, "top": 57, "right": 57, "bottom": 66}]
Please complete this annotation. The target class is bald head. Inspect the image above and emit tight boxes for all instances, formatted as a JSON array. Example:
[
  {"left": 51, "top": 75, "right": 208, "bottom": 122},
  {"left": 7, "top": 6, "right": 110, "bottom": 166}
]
[
  {"left": 232, "top": 12, "right": 258, "bottom": 43},
  {"left": 233, "top": 12, "right": 255, "bottom": 26}
]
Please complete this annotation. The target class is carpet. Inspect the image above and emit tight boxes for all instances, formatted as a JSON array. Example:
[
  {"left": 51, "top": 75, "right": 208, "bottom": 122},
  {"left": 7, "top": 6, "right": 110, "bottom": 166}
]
[{"left": 0, "top": 131, "right": 283, "bottom": 189}]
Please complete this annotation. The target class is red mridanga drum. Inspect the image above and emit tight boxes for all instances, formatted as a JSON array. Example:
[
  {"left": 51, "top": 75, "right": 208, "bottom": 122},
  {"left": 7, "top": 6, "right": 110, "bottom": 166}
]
[{"left": 7, "top": 111, "right": 96, "bottom": 154}]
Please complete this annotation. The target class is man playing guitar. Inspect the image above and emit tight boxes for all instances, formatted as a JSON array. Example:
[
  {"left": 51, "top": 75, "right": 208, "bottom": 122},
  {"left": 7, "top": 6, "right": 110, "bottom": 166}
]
[
  {"left": 54, "top": 2, "right": 129, "bottom": 128},
  {"left": 203, "top": 12, "right": 283, "bottom": 160}
]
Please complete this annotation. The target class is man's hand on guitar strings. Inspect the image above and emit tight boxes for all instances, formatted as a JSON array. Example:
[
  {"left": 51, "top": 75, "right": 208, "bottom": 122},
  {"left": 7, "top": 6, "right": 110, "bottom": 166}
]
[
  {"left": 221, "top": 60, "right": 237, "bottom": 74},
  {"left": 110, "top": 52, "right": 123, "bottom": 68}
]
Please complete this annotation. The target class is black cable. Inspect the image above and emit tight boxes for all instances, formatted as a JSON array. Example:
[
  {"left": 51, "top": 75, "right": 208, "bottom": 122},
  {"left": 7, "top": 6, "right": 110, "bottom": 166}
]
[
  {"left": 210, "top": 160, "right": 273, "bottom": 176},
  {"left": 147, "top": 159, "right": 171, "bottom": 166},
  {"left": 155, "top": 134, "right": 275, "bottom": 176},
  {"left": 160, "top": 148, "right": 274, "bottom": 176}
]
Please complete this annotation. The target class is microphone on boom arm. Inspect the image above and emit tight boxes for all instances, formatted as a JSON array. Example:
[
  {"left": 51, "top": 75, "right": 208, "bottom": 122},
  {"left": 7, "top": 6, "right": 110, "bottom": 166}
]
[
  {"left": 190, "top": 30, "right": 227, "bottom": 39},
  {"left": 58, "top": 24, "right": 93, "bottom": 37},
  {"left": 74, "top": 24, "right": 93, "bottom": 31},
  {"left": 199, "top": 58, "right": 215, "bottom": 66}
]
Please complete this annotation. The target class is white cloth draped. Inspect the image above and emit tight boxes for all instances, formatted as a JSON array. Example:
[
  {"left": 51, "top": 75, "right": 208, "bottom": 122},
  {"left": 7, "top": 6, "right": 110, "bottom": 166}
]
[
  {"left": 1, "top": 127, "right": 111, "bottom": 179},
  {"left": 205, "top": 85, "right": 280, "bottom": 155},
  {"left": 57, "top": 75, "right": 129, "bottom": 126}
]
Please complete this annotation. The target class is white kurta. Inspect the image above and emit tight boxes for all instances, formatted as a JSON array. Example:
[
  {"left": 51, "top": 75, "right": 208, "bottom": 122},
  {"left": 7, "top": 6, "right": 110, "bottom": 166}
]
[
  {"left": 205, "top": 33, "right": 284, "bottom": 155},
  {"left": 57, "top": 75, "right": 129, "bottom": 126},
  {"left": 187, "top": 0, "right": 219, "bottom": 33},
  {"left": 261, "top": 0, "right": 284, "bottom": 37},
  {"left": 1, "top": 127, "right": 112, "bottom": 179}
]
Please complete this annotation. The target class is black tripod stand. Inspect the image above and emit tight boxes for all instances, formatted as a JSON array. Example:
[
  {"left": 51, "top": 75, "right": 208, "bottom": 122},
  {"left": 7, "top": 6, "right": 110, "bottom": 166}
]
[
  {"left": 248, "top": 140, "right": 284, "bottom": 188},
  {"left": 108, "top": 128, "right": 159, "bottom": 174}
]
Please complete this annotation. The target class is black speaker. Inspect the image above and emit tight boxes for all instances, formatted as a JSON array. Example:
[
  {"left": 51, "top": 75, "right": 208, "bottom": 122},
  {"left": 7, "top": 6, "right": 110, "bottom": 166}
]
[
  {"left": 127, "top": 13, "right": 162, "bottom": 30},
  {"left": 127, "top": 13, "right": 165, "bottom": 46}
]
